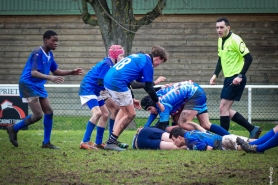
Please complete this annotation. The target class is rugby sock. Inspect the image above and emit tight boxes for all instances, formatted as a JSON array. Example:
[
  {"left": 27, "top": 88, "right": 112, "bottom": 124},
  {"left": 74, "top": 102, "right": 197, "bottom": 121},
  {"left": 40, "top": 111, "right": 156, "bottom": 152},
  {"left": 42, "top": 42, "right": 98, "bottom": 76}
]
[
  {"left": 95, "top": 126, "right": 105, "bottom": 145},
  {"left": 231, "top": 112, "right": 254, "bottom": 132},
  {"left": 249, "top": 129, "right": 275, "bottom": 145},
  {"left": 256, "top": 133, "right": 278, "bottom": 152},
  {"left": 109, "top": 119, "right": 115, "bottom": 138},
  {"left": 13, "top": 115, "right": 32, "bottom": 131},
  {"left": 220, "top": 116, "right": 230, "bottom": 131},
  {"left": 210, "top": 124, "right": 230, "bottom": 136},
  {"left": 82, "top": 121, "right": 95, "bottom": 142},
  {"left": 106, "top": 133, "right": 118, "bottom": 144},
  {"left": 43, "top": 114, "right": 53, "bottom": 144}
]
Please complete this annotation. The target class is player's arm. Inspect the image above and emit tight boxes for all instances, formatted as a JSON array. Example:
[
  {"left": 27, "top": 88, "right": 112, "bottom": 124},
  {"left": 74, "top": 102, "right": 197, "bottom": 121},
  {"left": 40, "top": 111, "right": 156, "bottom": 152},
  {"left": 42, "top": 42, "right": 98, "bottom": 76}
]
[
  {"left": 52, "top": 68, "right": 83, "bottom": 76},
  {"left": 210, "top": 58, "right": 222, "bottom": 85},
  {"left": 97, "top": 63, "right": 111, "bottom": 86},
  {"left": 144, "top": 113, "right": 158, "bottom": 127},
  {"left": 240, "top": 53, "right": 253, "bottom": 75},
  {"left": 30, "top": 54, "right": 65, "bottom": 83},
  {"left": 144, "top": 82, "right": 164, "bottom": 111}
]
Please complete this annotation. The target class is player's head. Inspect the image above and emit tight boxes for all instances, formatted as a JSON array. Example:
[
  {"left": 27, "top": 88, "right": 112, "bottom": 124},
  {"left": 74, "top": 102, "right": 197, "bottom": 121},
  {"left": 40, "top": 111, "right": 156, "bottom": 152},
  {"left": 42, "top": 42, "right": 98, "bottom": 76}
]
[
  {"left": 169, "top": 127, "right": 186, "bottom": 147},
  {"left": 216, "top": 17, "right": 230, "bottom": 38},
  {"left": 141, "top": 96, "right": 157, "bottom": 112},
  {"left": 43, "top": 30, "right": 58, "bottom": 51},
  {"left": 109, "top": 45, "right": 124, "bottom": 63},
  {"left": 150, "top": 45, "right": 168, "bottom": 67}
]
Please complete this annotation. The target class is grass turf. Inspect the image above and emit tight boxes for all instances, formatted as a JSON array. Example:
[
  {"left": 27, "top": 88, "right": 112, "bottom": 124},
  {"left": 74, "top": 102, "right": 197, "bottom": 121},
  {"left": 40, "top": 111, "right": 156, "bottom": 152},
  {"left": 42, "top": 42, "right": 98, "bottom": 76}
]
[{"left": 0, "top": 124, "right": 278, "bottom": 185}]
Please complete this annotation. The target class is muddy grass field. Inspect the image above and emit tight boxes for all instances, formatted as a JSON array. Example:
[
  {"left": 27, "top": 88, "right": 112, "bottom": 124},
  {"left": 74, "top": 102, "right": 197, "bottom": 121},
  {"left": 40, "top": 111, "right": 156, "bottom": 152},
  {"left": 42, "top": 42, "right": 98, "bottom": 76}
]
[{"left": 1, "top": 122, "right": 278, "bottom": 185}]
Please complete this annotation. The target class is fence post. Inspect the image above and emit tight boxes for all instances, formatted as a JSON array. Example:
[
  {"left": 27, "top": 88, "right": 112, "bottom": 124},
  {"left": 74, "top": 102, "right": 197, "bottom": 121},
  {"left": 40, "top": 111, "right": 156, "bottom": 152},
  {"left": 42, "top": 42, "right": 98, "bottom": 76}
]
[{"left": 248, "top": 87, "right": 252, "bottom": 124}]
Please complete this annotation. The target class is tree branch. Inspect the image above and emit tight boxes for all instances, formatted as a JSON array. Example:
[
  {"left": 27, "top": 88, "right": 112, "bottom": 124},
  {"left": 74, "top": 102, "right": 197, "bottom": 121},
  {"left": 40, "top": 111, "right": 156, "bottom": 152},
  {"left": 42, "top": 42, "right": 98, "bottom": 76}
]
[
  {"left": 81, "top": 0, "right": 98, "bottom": 26},
  {"left": 136, "top": 0, "right": 167, "bottom": 31}
]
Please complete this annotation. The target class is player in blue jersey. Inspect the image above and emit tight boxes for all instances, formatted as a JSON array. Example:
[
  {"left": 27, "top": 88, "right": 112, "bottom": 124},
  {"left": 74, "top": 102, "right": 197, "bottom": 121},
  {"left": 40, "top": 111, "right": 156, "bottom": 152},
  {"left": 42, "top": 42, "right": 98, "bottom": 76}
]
[
  {"left": 103, "top": 45, "right": 168, "bottom": 151},
  {"left": 78, "top": 45, "right": 124, "bottom": 150},
  {"left": 6, "top": 30, "right": 84, "bottom": 149},
  {"left": 236, "top": 125, "right": 278, "bottom": 154},
  {"left": 141, "top": 81, "right": 230, "bottom": 136},
  {"left": 169, "top": 127, "right": 250, "bottom": 151}
]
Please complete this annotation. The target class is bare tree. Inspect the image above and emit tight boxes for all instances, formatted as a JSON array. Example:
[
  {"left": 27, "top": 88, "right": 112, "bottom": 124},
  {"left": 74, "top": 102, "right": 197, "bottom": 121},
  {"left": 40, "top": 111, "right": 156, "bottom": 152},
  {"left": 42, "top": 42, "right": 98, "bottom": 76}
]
[{"left": 81, "top": 0, "right": 167, "bottom": 55}]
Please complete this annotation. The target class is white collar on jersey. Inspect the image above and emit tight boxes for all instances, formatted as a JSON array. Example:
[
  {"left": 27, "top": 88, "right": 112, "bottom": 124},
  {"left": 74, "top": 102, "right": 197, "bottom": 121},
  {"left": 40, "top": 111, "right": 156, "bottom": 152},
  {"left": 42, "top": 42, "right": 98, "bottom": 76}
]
[{"left": 40, "top": 46, "right": 51, "bottom": 61}]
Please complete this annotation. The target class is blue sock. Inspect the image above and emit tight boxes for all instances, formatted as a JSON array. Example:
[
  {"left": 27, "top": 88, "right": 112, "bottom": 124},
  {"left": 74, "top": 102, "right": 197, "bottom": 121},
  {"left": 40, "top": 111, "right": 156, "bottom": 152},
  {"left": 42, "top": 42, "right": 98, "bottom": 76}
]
[
  {"left": 210, "top": 124, "right": 230, "bottom": 136},
  {"left": 256, "top": 133, "right": 278, "bottom": 152},
  {"left": 43, "top": 114, "right": 53, "bottom": 144},
  {"left": 82, "top": 121, "right": 95, "bottom": 142},
  {"left": 249, "top": 129, "right": 275, "bottom": 145},
  {"left": 95, "top": 126, "right": 105, "bottom": 145},
  {"left": 13, "top": 115, "right": 32, "bottom": 131},
  {"left": 109, "top": 119, "right": 115, "bottom": 138}
]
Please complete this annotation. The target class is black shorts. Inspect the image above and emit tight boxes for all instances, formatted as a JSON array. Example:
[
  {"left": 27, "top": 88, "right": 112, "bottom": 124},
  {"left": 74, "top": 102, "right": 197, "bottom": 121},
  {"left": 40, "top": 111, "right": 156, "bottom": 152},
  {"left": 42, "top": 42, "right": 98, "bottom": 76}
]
[{"left": 221, "top": 74, "right": 246, "bottom": 101}]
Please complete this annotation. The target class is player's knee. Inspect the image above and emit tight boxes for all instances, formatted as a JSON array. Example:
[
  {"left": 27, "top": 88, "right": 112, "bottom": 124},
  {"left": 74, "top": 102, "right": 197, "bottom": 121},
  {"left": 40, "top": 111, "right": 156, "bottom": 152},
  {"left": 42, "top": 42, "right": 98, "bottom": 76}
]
[
  {"left": 33, "top": 112, "right": 43, "bottom": 122},
  {"left": 200, "top": 123, "right": 211, "bottom": 130},
  {"left": 93, "top": 110, "right": 102, "bottom": 119},
  {"left": 127, "top": 112, "right": 136, "bottom": 120},
  {"left": 101, "top": 111, "right": 109, "bottom": 120}
]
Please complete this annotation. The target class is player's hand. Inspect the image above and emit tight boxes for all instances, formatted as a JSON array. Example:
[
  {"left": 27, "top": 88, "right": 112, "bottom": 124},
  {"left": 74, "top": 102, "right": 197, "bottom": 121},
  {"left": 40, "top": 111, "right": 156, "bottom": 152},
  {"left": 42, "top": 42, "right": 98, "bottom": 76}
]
[
  {"left": 50, "top": 76, "right": 64, "bottom": 84},
  {"left": 154, "top": 76, "right": 166, "bottom": 85},
  {"left": 133, "top": 99, "right": 141, "bottom": 109},
  {"left": 164, "top": 83, "right": 173, "bottom": 87},
  {"left": 157, "top": 102, "right": 165, "bottom": 112},
  {"left": 209, "top": 75, "right": 217, "bottom": 85},
  {"left": 232, "top": 77, "right": 242, "bottom": 85},
  {"left": 71, "top": 68, "right": 84, "bottom": 75}
]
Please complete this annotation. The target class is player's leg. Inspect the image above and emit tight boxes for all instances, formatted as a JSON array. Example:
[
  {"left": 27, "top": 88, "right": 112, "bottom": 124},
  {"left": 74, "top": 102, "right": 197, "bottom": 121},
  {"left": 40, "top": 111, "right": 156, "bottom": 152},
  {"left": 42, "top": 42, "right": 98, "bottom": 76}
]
[
  {"left": 198, "top": 112, "right": 230, "bottom": 136},
  {"left": 105, "top": 97, "right": 119, "bottom": 137},
  {"left": 80, "top": 98, "right": 102, "bottom": 150},
  {"left": 104, "top": 89, "right": 135, "bottom": 151},
  {"left": 240, "top": 125, "right": 278, "bottom": 153},
  {"left": 219, "top": 98, "right": 233, "bottom": 131},
  {"left": 178, "top": 110, "right": 206, "bottom": 132},
  {"left": 40, "top": 97, "right": 61, "bottom": 149},
  {"left": 93, "top": 100, "right": 109, "bottom": 149},
  {"left": 222, "top": 135, "right": 248, "bottom": 150},
  {"left": 7, "top": 97, "right": 43, "bottom": 147},
  {"left": 230, "top": 109, "right": 261, "bottom": 139}
]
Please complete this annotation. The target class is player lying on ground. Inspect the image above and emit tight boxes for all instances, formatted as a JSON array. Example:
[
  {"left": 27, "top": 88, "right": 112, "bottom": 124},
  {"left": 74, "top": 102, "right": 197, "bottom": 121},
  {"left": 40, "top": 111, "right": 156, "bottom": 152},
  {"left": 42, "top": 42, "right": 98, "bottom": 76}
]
[{"left": 169, "top": 127, "right": 256, "bottom": 151}]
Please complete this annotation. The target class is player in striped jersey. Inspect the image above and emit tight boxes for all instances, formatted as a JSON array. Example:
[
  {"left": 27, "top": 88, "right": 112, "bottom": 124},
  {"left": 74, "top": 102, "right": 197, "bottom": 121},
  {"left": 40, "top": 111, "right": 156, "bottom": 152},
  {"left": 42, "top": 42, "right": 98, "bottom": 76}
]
[{"left": 141, "top": 81, "right": 230, "bottom": 136}]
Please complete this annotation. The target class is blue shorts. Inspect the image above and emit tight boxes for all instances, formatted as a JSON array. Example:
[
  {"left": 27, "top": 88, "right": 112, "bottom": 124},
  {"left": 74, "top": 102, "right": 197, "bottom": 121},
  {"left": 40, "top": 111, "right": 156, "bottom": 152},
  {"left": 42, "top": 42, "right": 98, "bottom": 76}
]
[
  {"left": 19, "top": 81, "right": 48, "bottom": 98},
  {"left": 86, "top": 99, "right": 105, "bottom": 110},
  {"left": 136, "top": 127, "right": 164, "bottom": 149},
  {"left": 183, "top": 87, "right": 208, "bottom": 115},
  {"left": 221, "top": 75, "right": 246, "bottom": 101}
]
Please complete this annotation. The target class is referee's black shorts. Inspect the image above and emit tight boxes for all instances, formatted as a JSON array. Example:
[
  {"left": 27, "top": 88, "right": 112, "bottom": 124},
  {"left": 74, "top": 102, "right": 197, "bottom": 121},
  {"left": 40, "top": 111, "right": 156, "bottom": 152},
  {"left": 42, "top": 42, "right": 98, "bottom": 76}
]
[{"left": 221, "top": 74, "right": 246, "bottom": 101}]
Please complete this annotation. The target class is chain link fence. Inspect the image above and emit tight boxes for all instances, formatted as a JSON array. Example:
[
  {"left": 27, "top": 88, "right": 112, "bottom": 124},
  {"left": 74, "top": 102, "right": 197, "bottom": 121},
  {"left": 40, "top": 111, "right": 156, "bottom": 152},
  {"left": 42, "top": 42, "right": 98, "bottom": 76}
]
[
  {"left": 1, "top": 84, "right": 278, "bottom": 130},
  {"left": 29, "top": 85, "right": 278, "bottom": 130}
]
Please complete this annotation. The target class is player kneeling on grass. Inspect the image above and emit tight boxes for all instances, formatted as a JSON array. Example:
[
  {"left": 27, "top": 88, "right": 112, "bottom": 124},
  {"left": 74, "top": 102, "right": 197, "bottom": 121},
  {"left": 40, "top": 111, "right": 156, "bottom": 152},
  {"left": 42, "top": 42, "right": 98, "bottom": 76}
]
[
  {"left": 6, "top": 30, "right": 83, "bottom": 149},
  {"left": 236, "top": 124, "right": 278, "bottom": 154},
  {"left": 169, "top": 127, "right": 255, "bottom": 151},
  {"left": 141, "top": 81, "right": 230, "bottom": 137},
  {"left": 132, "top": 127, "right": 185, "bottom": 150},
  {"left": 78, "top": 45, "right": 124, "bottom": 150}
]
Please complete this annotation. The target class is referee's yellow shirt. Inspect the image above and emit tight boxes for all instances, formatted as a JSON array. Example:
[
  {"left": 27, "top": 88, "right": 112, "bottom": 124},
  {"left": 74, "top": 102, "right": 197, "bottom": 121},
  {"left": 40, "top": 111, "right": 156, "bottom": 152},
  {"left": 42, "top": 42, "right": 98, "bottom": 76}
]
[{"left": 218, "top": 33, "right": 250, "bottom": 77}]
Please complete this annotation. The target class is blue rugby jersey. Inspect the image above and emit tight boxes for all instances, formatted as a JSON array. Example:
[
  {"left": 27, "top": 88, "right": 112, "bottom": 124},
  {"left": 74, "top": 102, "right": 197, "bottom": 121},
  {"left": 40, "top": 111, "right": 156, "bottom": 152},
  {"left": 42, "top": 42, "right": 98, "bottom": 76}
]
[
  {"left": 144, "top": 82, "right": 200, "bottom": 125},
  {"left": 104, "top": 53, "right": 154, "bottom": 92},
  {"left": 79, "top": 57, "right": 113, "bottom": 96},
  {"left": 184, "top": 130, "right": 223, "bottom": 150},
  {"left": 19, "top": 46, "right": 58, "bottom": 98}
]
